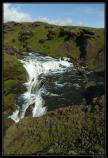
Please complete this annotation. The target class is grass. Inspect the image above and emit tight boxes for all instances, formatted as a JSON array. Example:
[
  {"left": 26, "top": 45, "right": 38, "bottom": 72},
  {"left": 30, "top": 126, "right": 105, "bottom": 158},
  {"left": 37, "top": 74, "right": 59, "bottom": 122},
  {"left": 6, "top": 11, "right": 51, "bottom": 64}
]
[
  {"left": 4, "top": 21, "right": 104, "bottom": 71},
  {"left": 4, "top": 96, "right": 105, "bottom": 155},
  {"left": 4, "top": 53, "right": 26, "bottom": 81}
]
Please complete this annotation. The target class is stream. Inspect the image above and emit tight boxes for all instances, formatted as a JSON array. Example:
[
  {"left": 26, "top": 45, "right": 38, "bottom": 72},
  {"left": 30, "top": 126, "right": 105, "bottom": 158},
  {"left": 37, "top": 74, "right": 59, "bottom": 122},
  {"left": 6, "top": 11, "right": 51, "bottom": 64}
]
[{"left": 8, "top": 52, "right": 104, "bottom": 122}]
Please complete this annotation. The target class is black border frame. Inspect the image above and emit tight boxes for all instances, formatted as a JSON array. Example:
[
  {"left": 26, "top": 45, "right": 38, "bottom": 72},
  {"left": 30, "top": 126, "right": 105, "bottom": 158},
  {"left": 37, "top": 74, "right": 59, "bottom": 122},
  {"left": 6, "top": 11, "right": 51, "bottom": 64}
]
[{"left": 1, "top": 1, "right": 107, "bottom": 157}]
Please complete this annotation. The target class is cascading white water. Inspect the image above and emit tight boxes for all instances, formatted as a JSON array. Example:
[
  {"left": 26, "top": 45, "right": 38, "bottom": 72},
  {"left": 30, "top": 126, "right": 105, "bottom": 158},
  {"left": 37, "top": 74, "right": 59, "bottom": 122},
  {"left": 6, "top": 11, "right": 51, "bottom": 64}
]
[{"left": 8, "top": 53, "right": 74, "bottom": 123}]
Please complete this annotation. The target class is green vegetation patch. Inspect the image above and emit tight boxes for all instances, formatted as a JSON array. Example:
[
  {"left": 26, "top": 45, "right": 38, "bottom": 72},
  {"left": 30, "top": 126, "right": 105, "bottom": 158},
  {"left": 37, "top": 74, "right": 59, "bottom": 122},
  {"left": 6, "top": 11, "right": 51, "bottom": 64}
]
[
  {"left": 4, "top": 53, "right": 26, "bottom": 128},
  {"left": 4, "top": 22, "right": 104, "bottom": 71},
  {"left": 4, "top": 96, "right": 105, "bottom": 155},
  {"left": 4, "top": 53, "right": 26, "bottom": 81}
]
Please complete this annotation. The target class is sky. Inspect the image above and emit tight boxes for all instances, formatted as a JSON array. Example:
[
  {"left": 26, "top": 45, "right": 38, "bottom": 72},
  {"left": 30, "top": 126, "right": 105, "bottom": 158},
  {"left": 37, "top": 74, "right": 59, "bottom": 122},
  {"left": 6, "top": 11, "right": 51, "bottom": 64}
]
[{"left": 3, "top": 3, "right": 105, "bottom": 28}]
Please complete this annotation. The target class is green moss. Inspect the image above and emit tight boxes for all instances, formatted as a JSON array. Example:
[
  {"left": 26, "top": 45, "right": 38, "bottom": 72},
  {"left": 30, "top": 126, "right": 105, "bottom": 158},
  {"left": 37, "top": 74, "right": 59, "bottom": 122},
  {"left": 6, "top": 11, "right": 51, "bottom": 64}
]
[
  {"left": 4, "top": 80, "right": 17, "bottom": 94},
  {"left": 4, "top": 53, "right": 25, "bottom": 81},
  {"left": 4, "top": 53, "right": 26, "bottom": 128},
  {"left": 4, "top": 80, "right": 17, "bottom": 87}
]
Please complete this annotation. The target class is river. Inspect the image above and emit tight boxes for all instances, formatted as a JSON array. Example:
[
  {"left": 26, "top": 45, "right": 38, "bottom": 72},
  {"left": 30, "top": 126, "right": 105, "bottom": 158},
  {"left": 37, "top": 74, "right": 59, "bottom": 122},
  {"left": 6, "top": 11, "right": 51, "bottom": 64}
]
[{"left": 8, "top": 52, "right": 85, "bottom": 122}]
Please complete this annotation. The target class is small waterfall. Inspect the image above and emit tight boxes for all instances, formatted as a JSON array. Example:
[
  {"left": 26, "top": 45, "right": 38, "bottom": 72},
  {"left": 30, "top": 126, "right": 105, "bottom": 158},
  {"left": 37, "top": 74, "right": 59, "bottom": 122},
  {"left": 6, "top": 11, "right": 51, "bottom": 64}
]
[{"left": 9, "top": 53, "right": 74, "bottom": 122}]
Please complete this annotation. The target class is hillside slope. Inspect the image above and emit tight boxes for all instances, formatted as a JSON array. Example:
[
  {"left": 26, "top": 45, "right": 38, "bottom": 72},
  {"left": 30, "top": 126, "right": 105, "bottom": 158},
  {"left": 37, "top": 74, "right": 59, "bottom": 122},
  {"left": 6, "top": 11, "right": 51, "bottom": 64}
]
[
  {"left": 3, "top": 21, "right": 104, "bottom": 71},
  {"left": 4, "top": 96, "right": 105, "bottom": 155}
]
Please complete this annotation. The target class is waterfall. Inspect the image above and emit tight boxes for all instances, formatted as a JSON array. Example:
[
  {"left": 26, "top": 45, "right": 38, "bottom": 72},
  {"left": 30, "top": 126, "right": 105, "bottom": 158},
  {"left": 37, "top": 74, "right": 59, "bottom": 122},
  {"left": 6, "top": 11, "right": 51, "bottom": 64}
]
[{"left": 8, "top": 53, "right": 74, "bottom": 122}]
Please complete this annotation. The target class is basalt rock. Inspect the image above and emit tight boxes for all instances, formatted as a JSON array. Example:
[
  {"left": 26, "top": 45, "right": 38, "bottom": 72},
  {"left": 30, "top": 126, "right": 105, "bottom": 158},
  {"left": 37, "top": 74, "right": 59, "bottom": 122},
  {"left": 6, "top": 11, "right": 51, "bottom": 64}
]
[
  {"left": 47, "top": 30, "right": 56, "bottom": 40},
  {"left": 18, "top": 31, "right": 33, "bottom": 41},
  {"left": 58, "top": 29, "right": 77, "bottom": 41},
  {"left": 76, "top": 29, "right": 95, "bottom": 60}
]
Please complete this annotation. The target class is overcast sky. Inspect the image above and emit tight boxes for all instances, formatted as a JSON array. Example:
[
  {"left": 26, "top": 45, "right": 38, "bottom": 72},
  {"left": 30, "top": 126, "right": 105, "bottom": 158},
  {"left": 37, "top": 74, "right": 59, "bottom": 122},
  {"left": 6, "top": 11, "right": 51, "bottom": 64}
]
[{"left": 3, "top": 3, "right": 105, "bottom": 28}]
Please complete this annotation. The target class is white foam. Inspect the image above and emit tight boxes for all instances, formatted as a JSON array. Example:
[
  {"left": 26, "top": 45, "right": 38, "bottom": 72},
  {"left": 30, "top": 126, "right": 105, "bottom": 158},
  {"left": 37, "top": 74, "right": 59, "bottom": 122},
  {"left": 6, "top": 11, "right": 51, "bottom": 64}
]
[
  {"left": 9, "top": 54, "right": 73, "bottom": 122},
  {"left": 54, "top": 81, "right": 66, "bottom": 87}
]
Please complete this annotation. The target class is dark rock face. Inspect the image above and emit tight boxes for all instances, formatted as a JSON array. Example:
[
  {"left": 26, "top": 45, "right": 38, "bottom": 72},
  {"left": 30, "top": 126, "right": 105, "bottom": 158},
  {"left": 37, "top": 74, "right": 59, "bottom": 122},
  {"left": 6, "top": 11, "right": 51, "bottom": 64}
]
[
  {"left": 12, "top": 83, "right": 27, "bottom": 95},
  {"left": 25, "top": 105, "right": 33, "bottom": 117},
  {"left": 18, "top": 31, "right": 33, "bottom": 41},
  {"left": 58, "top": 29, "right": 77, "bottom": 41},
  {"left": 76, "top": 29, "right": 95, "bottom": 60},
  {"left": 18, "top": 31, "right": 33, "bottom": 51},
  {"left": 58, "top": 28, "right": 96, "bottom": 62},
  {"left": 47, "top": 30, "right": 56, "bottom": 40},
  {"left": 82, "top": 82, "right": 105, "bottom": 105},
  {"left": 3, "top": 46, "right": 24, "bottom": 59}
]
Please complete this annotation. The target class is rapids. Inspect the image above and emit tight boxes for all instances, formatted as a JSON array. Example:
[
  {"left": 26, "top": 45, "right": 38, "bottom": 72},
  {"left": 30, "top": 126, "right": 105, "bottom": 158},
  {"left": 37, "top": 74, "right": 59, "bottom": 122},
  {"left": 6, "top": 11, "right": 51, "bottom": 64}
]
[{"left": 9, "top": 53, "right": 84, "bottom": 122}]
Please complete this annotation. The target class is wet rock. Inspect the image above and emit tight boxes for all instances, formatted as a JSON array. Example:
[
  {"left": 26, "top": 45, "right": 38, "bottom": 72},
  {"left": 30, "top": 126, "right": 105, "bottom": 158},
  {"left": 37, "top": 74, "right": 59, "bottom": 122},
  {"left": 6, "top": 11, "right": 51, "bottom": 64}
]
[
  {"left": 13, "top": 83, "right": 27, "bottom": 94},
  {"left": 25, "top": 105, "right": 33, "bottom": 117}
]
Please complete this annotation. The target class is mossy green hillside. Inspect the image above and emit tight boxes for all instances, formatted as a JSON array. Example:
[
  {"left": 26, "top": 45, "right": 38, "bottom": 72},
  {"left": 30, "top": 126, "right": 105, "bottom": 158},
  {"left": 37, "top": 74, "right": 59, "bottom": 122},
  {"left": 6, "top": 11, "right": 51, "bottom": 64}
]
[
  {"left": 4, "top": 53, "right": 25, "bottom": 81},
  {"left": 4, "top": 53, "right": 26, "bottom": 127},
  {"left": 4, "top": 22, "right": 104, "bottom": 71}
]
